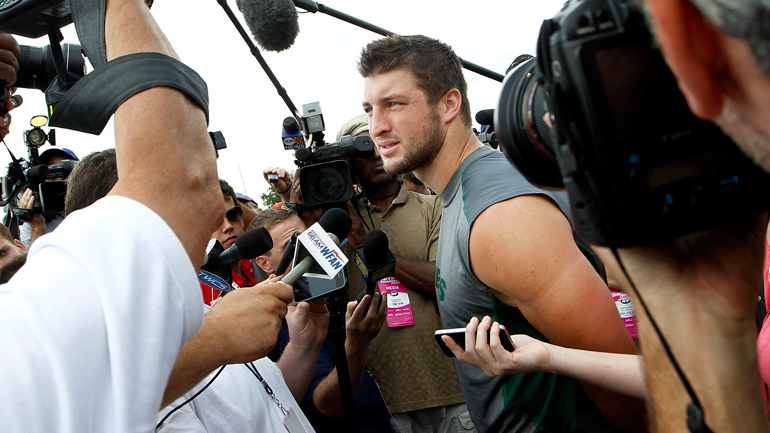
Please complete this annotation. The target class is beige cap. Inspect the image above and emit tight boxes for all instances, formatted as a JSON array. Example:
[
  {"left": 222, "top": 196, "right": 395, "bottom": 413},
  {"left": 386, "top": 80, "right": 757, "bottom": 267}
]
[{"left": 336, "top": 113, "right": 369, "bottom": 141}]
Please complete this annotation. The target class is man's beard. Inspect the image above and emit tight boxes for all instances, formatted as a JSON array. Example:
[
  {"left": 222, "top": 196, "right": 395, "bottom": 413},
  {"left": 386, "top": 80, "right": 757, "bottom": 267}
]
[
  {"left": 715, "top": 99, "right": 770, "bottom": 172},
  {"left": 383, "top": 109, "right": 444, "bottom": 176}
]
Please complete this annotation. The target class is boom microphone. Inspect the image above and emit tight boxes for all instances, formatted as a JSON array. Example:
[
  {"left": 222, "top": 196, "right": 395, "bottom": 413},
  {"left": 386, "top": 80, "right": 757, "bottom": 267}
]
[
  {"left": 210, "top": 226, "right": 274, "bottom": 267},
  {"left": 236, "top": 0, "right": 300, "bottom": 52}
]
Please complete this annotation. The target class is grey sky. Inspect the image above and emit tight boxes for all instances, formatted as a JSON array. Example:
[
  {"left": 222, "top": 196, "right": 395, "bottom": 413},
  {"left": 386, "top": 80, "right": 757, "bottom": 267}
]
[{"left": 4, "top": 0, "right": 565, "bottom": 205}]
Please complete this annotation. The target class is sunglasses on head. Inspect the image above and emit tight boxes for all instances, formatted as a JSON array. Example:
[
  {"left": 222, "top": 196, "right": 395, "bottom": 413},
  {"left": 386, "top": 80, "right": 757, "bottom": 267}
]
[{"left": 226, "top": 206, "right": 243, "bottom": 223}]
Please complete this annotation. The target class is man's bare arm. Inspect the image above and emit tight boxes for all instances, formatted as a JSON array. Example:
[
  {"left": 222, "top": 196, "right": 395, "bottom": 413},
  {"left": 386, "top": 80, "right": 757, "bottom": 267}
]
[
  {"left": 469, "top": 194, "right": 646, "bottom": 432},
  {"left": 103, "top": 0, "right": 221, "bottom": 264}
]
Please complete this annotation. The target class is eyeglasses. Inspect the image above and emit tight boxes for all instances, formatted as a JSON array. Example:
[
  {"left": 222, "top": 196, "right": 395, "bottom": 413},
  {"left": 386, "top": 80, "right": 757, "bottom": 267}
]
[{"left": 226, "top": 206, "right": 243, "bottom": 223}]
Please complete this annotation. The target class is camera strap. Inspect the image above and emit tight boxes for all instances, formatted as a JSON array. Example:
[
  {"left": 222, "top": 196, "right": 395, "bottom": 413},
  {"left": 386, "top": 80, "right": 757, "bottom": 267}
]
[{"left": 46, "top": 53, "right": 209, "bottom": 135}]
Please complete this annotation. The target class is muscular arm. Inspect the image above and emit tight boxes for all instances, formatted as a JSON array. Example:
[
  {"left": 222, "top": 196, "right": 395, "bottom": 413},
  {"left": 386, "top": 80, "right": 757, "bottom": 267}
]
[
  {"left": 104, "top": 0, "right": 221, "bottom": 265},
  {"left": 469, "top": 195, "right": 646, "bottom": 432}
]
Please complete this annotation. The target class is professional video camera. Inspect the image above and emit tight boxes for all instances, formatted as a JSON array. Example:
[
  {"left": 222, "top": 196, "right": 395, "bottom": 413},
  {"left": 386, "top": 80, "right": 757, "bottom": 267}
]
[
  {"left": 285, "top": 102, "right": 374, "bottom": 207},
  {"left": 1, "top": 115, "right": 74, "bottom": 228},
  {"left": 495, "top": 0, "right": 770, "bottom": 247}
]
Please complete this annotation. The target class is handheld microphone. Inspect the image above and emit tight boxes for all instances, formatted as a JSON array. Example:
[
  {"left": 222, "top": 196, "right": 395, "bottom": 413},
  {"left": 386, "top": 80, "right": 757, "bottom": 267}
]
[
  {"left": 281, "top": 208, "right": 352, "bottom": 285},
  {"left": 274, "top": 231, "right": 300, "bottom": 276},
  {"left": 236, "top": 0, "right": 300, "bottom": 52},
  {"left": 355, "top": 229, "right": 396, "bottom": 316},
  {"left": 355, "top": 230, "right": 396, "bottom": 285},
  {"left": 210, "top": 226, "right": 274, "bottom": 267},
  {"left": 282, "top": 117, "right": 306, "bottom": 150}
]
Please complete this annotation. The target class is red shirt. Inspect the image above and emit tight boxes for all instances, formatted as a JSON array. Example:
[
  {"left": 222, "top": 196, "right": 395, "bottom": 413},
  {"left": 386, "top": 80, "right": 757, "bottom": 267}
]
[{"left": 199, "top": 259, "right": 259, "bottom": 305}]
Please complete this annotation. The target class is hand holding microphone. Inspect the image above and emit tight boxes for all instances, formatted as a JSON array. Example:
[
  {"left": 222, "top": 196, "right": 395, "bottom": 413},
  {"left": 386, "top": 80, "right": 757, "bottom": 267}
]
[{"left": 354, "top": 229, "right": 396, "bottom": 317}]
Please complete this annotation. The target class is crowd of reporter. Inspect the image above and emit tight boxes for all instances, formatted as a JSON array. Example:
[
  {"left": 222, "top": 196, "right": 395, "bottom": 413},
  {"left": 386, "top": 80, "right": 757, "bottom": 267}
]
[{"left": 2, "top": 0, "right": 770, "bottom": 432}]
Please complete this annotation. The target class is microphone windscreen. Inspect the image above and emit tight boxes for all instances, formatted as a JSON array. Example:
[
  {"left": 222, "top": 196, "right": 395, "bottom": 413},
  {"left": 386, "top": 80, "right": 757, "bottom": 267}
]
[
  {"left": 362, "top": 229, "right": 389, "bottom": 265},
  {"left": 235, "top": 226, "right": 274, "bottom": 259},
  {"left": 295, "top": 147, "right": 312, "bottom": 161},
  {"left": 236, "top": 0, "right": 299, "bottom": 52},
  {"left": 283, "top": 116, "right": 300, "bottom": 134},
  {"left": 27, "top": 164, "right": 49, "bottom": 181},
  {"left": 320, "top": 207, "right": 352, "bottom": 241},
  {"left": 475, "top": 109, "right": 494, "bottom": 126}
]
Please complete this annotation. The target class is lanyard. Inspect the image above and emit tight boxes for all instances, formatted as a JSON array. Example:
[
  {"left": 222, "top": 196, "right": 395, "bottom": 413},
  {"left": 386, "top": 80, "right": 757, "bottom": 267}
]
[{"left": 245, "top": 362, "right": 288, "bottom": 416}]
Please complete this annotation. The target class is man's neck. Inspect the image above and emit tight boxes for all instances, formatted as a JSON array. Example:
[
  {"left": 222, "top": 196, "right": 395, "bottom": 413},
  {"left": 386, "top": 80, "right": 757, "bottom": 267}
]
[
  {"left": 415, "top": 126, "right": 483, "bottom": 195},
  {"left": 363, "top": 180, "right": 401, "bottom": 213}
]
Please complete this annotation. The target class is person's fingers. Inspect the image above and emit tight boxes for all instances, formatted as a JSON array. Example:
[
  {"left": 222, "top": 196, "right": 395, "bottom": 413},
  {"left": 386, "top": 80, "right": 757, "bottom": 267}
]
[
  {"left": 351, "top": 294, "right": 371, "bottom": 322},
  {"left": 443, "top": 335, "right": 466, "bottom": 358}
]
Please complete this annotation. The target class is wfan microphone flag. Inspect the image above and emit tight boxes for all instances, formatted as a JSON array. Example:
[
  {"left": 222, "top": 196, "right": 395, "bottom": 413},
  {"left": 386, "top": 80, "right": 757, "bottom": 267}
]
[{"left": 355, "top": 229, "right": 396, "bottom": 285}]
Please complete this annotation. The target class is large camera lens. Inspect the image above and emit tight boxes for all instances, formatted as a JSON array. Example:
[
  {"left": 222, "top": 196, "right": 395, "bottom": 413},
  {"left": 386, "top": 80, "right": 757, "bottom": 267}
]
[
  {"left": 16, "top": 43, "right": 86, "bottom": 91},
  {"left": 299, "top": 160, "right": 355, "bottom": 207},
  {"left": 495, "top": 57, "right": 563, "bottom": 188}
]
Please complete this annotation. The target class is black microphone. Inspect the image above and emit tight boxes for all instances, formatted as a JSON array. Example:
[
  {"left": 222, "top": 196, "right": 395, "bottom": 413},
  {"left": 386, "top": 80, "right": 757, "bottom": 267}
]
[
  {"left": 236, "top": 0, "right": 300, "bottom": 52},
  {"left": 355, "top": 229, "right": 396, "bottom": 316},
  {"left": 281, "top": 208, "right": 352, "bottom": 285},
  {"left": 475, "top": 109, "right": 494, "bottom": 126},
  {"left": 26, "top": 165, "right": 49, "bottom": 183},
  {"left": 274, "top": 231, "right": 300, "bottom": 276},
  {"left": 210, "top": 226, "right": 274, "bottom": 267}
]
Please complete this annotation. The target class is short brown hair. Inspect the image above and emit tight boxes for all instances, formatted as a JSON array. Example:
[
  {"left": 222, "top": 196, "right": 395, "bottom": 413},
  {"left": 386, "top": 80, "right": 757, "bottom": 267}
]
[
  {"left": 0, "top": 223, "right": 14, "bottom": 243},
  {"left": 248, "top": 208, "right": 295, "bottom": 232},
  {"left": 65, "top": 149, "right": 118, "bottom": 215},
  {"left": 358, "top": 35, "right": 471, "bottom": 126},
  {"left": 219, "top": 179, "right": 238, "bottom": 207}
]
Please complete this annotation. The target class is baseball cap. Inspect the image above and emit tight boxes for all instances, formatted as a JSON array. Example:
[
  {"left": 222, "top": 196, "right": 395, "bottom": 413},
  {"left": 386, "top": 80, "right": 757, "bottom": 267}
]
[
  {"left": 235, "top": 192, "right": 258, "bottom": 205},
  {"left": 39, "top": 148, "right": 79, "bottom": 165},
  {"left": 336, "top": 114, "right": 369, "bottom": 141}
]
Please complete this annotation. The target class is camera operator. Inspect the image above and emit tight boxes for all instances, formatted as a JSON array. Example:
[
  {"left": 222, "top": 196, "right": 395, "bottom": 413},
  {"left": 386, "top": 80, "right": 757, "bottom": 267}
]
[
  {"left": 580, "top": 0, "right": 770, "bottom": 431},
  {"left": 17, "top": 148, "right": 79, "bottom": 248},
  {"left": 338, "top": 114, "right": 472, "bottom": 433},
  {"left": 0, "top": 2, "right": 294, "bottom": 432},
  {"left": 358, "top": 35, "right": 645, "bottom": 432}
]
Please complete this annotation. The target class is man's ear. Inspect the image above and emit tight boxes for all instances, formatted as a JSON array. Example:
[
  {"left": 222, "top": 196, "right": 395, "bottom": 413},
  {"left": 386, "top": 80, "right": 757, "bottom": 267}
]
[
  {"left": 440, "top": 88, "right": 463, "bottom": 124},
  {"left": 254, "top": 256, "right": 273, "bottom": 276},
  {"left": 14, "top": 240, "right": 26, "bottom": 253},
  {"left": 646, "top": 0, "right": 725, "bottom": 119}
]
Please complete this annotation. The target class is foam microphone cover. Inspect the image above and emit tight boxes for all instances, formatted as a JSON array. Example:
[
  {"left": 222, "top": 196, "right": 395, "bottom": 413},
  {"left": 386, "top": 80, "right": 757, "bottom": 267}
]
[
  {"left": 236, "top": 0, "right": 300, "bottom": 52},
  {"left": 320, "top": 207, "right": 352, "bottom": 241},
  {"left": 363, "top": 229, "right": 389, "bottom": 266},
  {"left": 475, "top": 109, "right": 494, "bottom": 126},
  {"left": 235, "top": 226, "right": 274, "bottom": 259},
  {"left": 27, "top": 164, "right": 49, "bottom": 181}
]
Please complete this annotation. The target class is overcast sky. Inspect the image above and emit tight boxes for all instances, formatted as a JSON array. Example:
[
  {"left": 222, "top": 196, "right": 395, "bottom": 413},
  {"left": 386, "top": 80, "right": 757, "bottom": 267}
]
[{"left": 5, "top": 0, "right": 565, "bottom": 206}]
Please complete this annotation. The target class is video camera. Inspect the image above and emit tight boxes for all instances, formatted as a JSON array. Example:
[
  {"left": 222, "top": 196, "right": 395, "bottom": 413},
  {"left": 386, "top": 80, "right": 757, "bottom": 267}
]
[
  {"left": 494, "top": 0, "right": 770, "bottom": 247},
  {"left": 286, "top": 102, "right": 374, "bottom": 207},
  {"left": 1, "top": 115, "right": 74, "bottom": 226}
]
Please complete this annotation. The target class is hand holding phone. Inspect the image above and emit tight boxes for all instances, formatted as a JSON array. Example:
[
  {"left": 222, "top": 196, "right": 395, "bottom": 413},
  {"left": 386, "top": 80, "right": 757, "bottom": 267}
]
[{"left": 435, "top": 324, "right": 515, "bottom": 357}]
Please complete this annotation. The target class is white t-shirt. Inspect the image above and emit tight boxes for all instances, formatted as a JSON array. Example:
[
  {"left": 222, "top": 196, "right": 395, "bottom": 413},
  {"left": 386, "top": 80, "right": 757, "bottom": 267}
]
[
  {"left": 157, "top": 357, "right": 315, "bottom": 433},
  {"left": 0, "top": 196, "right": 203, "bottom": 433}
]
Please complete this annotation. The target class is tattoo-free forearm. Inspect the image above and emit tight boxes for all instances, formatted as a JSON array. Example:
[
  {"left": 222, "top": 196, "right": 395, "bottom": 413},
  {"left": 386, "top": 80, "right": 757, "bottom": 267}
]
[
  {"left": 392, "top": 255, "right": 436, "bottom": 297},
  {"left": 311, "top": 344, "right": 368, "bottom": 420},
  {"left": 277, "top": 341, "right": 322, "bottom": 402}
]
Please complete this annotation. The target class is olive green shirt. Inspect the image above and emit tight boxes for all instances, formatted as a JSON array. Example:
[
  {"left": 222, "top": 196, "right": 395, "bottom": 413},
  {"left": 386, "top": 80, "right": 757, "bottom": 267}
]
[{"left": 345, "top": 183, "right": 465, "bottom": 414}]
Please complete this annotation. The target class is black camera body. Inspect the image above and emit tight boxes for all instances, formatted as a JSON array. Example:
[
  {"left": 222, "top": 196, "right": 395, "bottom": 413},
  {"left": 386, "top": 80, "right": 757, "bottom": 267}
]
[
  {"left": 295, "top": 134, "right": 375, "bottom": 207},
  {"left": 496, "top": 0, "right": 770, "bottom": 246},
  {"left": 0, "top": 0, "right": 71, "bottom": 39}
]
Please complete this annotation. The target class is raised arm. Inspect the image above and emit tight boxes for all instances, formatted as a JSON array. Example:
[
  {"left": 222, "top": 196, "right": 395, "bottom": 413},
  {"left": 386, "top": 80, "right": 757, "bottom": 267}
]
[{"left": 104, "top": 0, "right": 221, "bottom": 265}]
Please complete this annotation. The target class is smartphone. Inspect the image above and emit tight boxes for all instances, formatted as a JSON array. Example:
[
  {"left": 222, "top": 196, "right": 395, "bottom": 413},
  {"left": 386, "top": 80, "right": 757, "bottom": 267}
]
[{"left": 434, "top": 325, "right": 515, "bottom": 357}]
